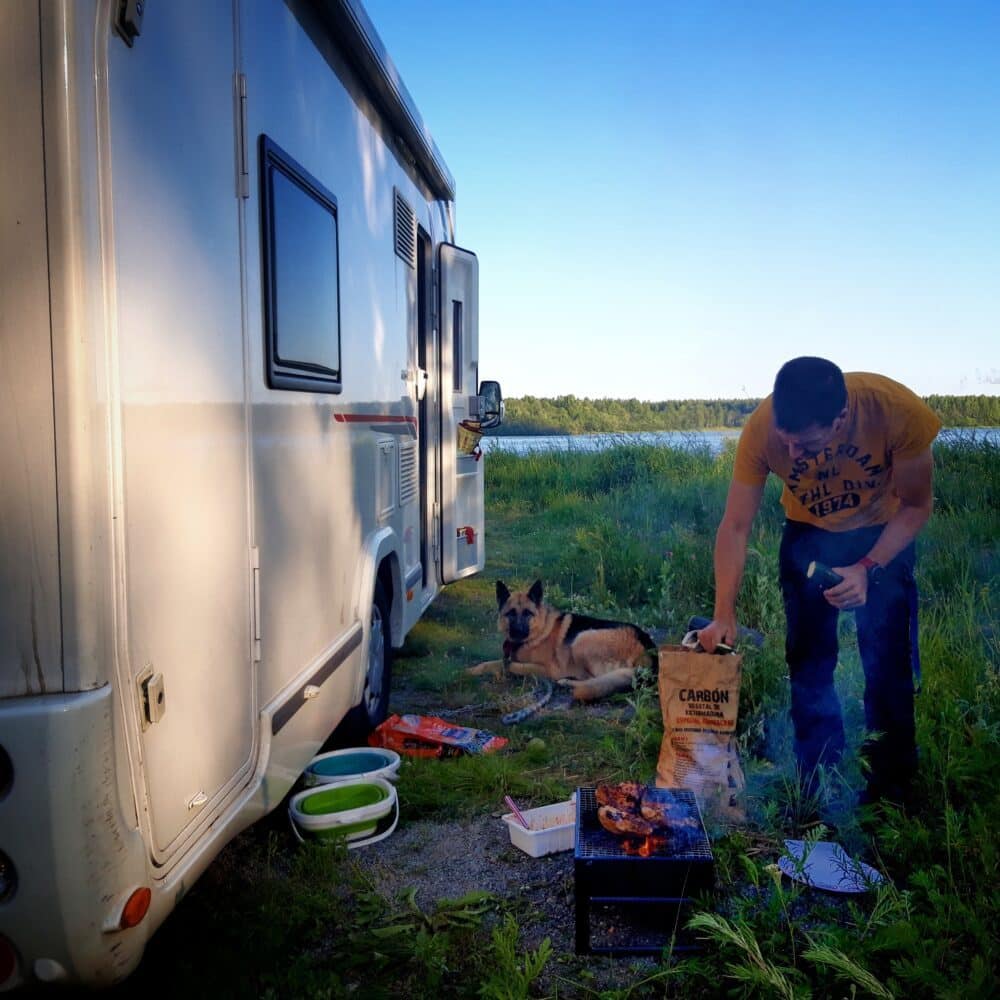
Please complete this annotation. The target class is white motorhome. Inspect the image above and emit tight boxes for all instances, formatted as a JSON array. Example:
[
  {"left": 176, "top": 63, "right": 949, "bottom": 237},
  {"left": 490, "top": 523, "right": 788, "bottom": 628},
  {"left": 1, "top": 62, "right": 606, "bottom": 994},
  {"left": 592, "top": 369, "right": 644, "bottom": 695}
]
[{"left": 0, "top": 0, "right": 501, "bottom": 988}]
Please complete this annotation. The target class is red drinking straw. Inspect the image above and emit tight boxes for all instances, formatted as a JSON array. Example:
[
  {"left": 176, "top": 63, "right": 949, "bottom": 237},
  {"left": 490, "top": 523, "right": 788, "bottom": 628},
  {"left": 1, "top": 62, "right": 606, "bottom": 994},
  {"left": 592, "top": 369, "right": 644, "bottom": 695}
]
[{"left": 504, "top": 795, "right": 529, "bottom": 828}]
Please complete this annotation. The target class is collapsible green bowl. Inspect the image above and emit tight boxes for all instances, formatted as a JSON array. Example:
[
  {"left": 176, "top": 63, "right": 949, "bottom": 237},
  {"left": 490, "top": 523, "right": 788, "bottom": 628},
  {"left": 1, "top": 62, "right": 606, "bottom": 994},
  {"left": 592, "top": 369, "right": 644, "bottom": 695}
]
[{"left": 289, "top": 777, "right": 394, "bottom": 842}]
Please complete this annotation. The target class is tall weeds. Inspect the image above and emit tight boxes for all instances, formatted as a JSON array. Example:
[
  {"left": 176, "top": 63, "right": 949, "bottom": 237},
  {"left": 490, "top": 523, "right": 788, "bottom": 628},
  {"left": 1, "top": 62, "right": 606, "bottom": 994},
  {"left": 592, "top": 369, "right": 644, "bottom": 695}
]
[
  {"left": 121, "top": 438, "right": 997, "bottom": 998},
  {"left": 486, "top": 437, "right": 998, "bottom": 998}
]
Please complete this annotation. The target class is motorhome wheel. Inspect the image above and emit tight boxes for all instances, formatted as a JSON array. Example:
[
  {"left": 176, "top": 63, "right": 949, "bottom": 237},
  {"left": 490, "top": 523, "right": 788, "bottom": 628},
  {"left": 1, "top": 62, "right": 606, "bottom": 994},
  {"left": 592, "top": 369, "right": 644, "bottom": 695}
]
[
  {"left": 362, "top": 579, "right": 393, "bottom": 729},
  {"left": 331, "top": 579, "right": 393, "bottom": 743}
]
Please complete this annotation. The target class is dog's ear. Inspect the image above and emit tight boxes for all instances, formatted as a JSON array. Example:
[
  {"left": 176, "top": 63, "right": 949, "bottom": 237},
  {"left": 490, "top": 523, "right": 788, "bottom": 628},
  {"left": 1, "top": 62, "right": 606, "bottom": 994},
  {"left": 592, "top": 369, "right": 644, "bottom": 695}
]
[
  {"left": 496, "top": 580, "right": 510, "bottom": 609},
  {"left": 527, "top": 579, "right": 544, "bottom": 606}
]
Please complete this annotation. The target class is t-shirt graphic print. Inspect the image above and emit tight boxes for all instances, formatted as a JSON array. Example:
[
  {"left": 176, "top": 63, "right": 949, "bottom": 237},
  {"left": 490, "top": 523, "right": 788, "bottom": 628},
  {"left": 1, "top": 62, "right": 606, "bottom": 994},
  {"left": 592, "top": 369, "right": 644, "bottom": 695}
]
[{"left": 733, "top": 373, "right": 941, "bottom": 531}]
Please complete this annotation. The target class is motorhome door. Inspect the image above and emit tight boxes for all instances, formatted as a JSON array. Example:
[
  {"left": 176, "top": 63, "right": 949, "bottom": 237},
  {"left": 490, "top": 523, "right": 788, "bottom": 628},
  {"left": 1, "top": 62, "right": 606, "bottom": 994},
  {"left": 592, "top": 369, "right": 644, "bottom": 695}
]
[
  {"left": 106, "top": 2, "right": 254, "bottom": 861},
  {"left": 438, "top": 244, "right": 485, "bottom": 581}
]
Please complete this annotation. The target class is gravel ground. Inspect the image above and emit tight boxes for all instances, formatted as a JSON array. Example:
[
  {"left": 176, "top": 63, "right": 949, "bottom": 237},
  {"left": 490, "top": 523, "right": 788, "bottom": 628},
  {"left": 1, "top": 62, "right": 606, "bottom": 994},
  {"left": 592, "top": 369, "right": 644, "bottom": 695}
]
[
  {"left": 350, "top": 810, "right": 666, "bottom": 994},
  {"left": 341, "top": 662, "right": 685, "bottom": 992},
  {"left": 347, "top": 677, "right": 676, "bottom": 993},
  {"left": 353, "top": 812, "right": 577, "bottom": 951}
]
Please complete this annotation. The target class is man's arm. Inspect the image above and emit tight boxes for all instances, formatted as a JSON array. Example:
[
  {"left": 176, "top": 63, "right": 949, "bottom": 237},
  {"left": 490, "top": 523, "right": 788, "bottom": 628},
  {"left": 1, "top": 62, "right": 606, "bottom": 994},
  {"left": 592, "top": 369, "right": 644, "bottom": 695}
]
[
  {"left": 825, "top": 447, "right": 934, "bottom": 609},
  {"left": 698, "top": 479, "right": 765, "bottom": 652}
]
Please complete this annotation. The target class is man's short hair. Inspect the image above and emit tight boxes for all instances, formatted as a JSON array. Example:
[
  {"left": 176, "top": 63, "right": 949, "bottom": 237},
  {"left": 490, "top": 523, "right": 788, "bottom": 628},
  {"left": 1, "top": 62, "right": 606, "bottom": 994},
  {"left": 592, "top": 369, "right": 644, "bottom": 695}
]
[{"left": 772, "top": 357, "right": 847, "bottom": 432}]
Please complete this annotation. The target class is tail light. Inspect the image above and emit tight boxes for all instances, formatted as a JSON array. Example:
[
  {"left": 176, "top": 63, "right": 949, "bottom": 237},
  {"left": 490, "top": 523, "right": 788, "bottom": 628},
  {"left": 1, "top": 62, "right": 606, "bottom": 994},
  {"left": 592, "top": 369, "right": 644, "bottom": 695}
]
[{"left": 119, "top": 887, "right": 152, "bottom": 929}]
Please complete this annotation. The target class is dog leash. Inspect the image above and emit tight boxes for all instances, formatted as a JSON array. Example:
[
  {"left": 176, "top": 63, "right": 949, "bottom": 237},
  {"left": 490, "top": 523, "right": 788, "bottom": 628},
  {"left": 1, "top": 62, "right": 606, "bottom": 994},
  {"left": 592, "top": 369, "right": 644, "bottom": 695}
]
[
  {"left": 437, "top": 675, "right": 554, "bottom": 725},
  {"left": 501, "top": 677, "right": 553, "bottom": 726}
]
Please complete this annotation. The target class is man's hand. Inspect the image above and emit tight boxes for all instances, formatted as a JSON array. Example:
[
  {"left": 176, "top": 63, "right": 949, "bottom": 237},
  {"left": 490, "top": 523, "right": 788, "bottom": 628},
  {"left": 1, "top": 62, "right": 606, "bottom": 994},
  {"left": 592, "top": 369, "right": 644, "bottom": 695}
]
[
  {"left": 697, "top": 617, "right": 737, "bottom": 653},
  {"left": 822, "top": 563, "right": 868, "bottom": 609},
  {"left": 700, "top": 480, "right": 764, "bottom": 655}
]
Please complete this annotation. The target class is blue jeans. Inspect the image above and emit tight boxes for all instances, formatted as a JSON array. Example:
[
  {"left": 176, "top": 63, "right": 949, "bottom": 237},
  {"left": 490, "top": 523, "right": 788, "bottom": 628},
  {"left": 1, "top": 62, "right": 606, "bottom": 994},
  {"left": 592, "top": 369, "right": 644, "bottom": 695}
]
[{"left": 778, "top": 520, "right": 919, "bottom": 794}]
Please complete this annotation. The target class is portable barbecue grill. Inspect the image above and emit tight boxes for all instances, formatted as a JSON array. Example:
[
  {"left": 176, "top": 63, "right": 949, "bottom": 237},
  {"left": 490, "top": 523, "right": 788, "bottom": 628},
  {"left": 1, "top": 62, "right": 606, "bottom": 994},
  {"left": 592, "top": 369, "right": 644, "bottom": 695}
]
[{"left": 574, "top": 786, "right": 714, "bottom": 955}]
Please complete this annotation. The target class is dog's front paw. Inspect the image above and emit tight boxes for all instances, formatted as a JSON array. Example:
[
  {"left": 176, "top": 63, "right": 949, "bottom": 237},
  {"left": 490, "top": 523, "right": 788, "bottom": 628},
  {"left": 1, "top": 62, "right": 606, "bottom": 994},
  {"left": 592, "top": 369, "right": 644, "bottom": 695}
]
[
  {"left": 555, "top": 677, "right": 581, "bottom": 689},
  {"left": 468, "top": 659, "right": 504, "bottom": 677}
]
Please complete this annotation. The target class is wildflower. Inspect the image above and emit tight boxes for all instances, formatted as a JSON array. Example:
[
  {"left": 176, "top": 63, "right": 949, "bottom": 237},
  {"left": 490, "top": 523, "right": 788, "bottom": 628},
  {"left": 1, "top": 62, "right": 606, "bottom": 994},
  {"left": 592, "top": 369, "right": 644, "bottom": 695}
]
[{"left": 764, "top": 862, "right": 783, "bottom": 889}]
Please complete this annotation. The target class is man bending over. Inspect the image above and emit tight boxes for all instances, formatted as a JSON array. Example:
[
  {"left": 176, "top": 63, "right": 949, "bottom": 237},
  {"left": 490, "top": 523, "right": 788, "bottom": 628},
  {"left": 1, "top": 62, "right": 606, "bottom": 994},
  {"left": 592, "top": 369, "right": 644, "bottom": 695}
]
[{"left": 698, "top": 356, "right": 940, "bottom": 807}]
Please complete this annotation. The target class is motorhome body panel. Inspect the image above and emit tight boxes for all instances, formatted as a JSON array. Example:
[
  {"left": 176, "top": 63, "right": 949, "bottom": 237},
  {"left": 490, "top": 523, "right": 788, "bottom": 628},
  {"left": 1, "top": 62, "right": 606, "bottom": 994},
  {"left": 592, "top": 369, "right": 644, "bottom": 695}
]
[
  {"left": 104, "top": 0, "right": 256, "bottom": 859},
  {"left": 0, "top": 0, "right": 489, "bottom": 987},
  {"left": 240, "top": 0, "right": 448, "bottom": 720},
  {"left": 0, "top": 0, "right": 63, "bottom": 698},
  {"left": 0, "top": 688, "right": 151, "bottom": 987}
]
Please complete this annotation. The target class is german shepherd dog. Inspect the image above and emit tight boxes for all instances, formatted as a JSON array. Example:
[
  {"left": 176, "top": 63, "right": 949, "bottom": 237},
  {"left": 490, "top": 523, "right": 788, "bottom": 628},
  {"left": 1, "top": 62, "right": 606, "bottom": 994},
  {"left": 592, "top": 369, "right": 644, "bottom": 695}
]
[{"left": 468, "top": 580, "right": 656, "bottom": 702}]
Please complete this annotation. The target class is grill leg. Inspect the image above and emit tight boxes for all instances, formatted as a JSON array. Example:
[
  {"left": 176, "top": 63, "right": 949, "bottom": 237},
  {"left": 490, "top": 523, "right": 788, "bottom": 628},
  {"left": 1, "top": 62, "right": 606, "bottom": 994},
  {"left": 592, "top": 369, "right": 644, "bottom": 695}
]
[{"left": 575, "top": 868, "right": 591, "bottom": 954}]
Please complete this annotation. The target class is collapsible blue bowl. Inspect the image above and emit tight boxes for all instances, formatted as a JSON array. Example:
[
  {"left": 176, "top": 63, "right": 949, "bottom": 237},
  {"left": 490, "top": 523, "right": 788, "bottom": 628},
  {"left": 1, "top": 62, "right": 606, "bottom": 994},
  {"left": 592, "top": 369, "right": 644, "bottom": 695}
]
[{"left": 303, "top": 747, "right": 401, "bottom": 787}]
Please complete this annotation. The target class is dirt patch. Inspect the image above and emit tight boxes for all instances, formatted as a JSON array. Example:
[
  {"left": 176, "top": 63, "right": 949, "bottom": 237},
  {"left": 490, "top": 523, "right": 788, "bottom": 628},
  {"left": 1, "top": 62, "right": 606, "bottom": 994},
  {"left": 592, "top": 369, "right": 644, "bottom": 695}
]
[
  {"left": 353, "top": 814, "right": 576, "bottom": 951},
  {"left": 354, "top": 657, "right": 577, "bottom": 946},
  {"left": 350, "top": 811, "right": 664, "bottom": 993},
  {"left": 333, "top": 654, "right": 674, "bottom": 991},
  {"left": 347, "top": 676, "right": 665, "bottom": 990}
]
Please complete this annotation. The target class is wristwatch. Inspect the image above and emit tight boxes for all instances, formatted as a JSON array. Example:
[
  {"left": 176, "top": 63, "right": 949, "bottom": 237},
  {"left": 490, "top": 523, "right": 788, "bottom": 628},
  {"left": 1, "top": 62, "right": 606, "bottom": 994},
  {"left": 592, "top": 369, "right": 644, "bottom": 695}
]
[{"left": 858, "top": 555, "right": 883, "bottom": 578}]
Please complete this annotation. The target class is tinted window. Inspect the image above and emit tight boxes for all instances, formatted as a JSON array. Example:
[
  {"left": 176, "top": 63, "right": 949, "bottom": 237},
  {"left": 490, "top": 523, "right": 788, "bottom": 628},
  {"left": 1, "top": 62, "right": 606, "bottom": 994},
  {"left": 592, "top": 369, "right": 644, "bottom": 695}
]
[{"left": 260, "top": 136, "right": 341, "bottom": 392}]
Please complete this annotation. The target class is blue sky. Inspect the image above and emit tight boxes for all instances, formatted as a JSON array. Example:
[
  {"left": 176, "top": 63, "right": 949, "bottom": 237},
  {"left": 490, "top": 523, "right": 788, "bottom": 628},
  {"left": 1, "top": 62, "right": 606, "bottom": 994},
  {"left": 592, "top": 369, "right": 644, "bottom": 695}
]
[{"left": 365, "top": 1, "right": 1000, "bottom": 401}]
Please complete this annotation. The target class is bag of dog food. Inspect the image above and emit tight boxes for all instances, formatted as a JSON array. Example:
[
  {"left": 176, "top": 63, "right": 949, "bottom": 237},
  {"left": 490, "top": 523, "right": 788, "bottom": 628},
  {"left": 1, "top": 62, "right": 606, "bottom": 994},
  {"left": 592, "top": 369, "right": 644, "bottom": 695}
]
[
  {"left": 369, "top": 714, "right": 508, "bottom": 757},
  {"left": 656, "top": 644, "right": 745, "bottom": 823}
]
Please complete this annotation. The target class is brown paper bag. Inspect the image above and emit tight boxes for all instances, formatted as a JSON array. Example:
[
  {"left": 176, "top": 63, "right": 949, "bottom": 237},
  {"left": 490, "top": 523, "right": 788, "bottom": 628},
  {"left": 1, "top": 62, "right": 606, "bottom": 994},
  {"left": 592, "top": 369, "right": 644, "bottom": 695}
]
[{"left": 656, "top": 644, "right": 745, "bottom": 823}]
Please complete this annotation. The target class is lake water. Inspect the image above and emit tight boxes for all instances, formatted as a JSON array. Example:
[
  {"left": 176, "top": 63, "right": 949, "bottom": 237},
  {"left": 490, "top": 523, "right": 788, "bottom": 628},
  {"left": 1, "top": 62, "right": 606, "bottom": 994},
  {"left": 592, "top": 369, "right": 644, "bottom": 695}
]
[{"left": 481, "top": 427, "right": 999, "bottom": 456}]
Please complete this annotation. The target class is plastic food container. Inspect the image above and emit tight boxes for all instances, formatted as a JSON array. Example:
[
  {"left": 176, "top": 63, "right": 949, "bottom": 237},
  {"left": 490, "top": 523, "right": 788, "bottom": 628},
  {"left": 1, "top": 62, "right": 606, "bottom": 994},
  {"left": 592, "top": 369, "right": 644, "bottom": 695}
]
[
  {"left": 502, "top": 797, "right": 576, "bottom": 857},
  {"left": 289, "top": 777, "right": 396, "bottom": 844},
  {"left": 303, "top": 747, "right": 401, "bottom": 787}
]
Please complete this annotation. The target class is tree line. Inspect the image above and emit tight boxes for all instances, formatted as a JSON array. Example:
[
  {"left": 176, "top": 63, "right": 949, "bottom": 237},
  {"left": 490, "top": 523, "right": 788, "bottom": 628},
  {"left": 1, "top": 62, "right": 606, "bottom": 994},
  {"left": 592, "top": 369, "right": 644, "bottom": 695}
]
[{"left": 493, "top": 394, "right": 1000, "bottom": 435}]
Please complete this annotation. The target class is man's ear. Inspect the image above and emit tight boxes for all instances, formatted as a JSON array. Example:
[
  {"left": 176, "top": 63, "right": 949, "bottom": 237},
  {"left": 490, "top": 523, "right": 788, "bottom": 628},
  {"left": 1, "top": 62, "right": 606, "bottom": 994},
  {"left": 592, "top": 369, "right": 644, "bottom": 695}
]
[
  {"left": 527, "top": 579, "right": 544, "bottom": 606},
  {"left": 496, "top": 581, "right": 510, "bottom": 609},
  {"left": 832, "top": 407, "right": 848, "bottom": 433}
]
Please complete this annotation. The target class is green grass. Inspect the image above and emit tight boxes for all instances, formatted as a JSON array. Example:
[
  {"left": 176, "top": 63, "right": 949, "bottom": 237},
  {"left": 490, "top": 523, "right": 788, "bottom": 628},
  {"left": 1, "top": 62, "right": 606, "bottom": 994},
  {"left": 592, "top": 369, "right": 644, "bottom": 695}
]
[{"left": 119, "top": 438, "right": 998, "bottom": 998}]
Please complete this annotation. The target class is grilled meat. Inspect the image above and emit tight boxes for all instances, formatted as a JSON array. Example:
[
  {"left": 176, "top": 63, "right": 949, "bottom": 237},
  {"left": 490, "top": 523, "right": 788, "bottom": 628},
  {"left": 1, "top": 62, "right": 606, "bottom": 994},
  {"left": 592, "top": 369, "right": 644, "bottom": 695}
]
[
  {"left": 595, "top": 783, "right": 701, "bottom": 837},
  {"left": 639, "top": 788, "right": 680, "bottom": 824},
  {"left": 595, "top": 781, "right": 643, "bottom": 812},
  {"left": 597, "top": 804, "right": 654, "bottom": 837}
]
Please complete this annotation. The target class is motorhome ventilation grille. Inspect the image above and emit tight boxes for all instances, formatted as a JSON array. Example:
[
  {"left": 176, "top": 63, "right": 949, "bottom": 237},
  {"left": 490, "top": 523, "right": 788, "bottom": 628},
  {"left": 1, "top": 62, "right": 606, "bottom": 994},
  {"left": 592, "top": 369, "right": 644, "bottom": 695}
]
[
  {"left": 399, "top": 442, "right": 418, "bottom": 506},
  {"left": 394, "top": 189, "right": 417, "bottom": 268}
]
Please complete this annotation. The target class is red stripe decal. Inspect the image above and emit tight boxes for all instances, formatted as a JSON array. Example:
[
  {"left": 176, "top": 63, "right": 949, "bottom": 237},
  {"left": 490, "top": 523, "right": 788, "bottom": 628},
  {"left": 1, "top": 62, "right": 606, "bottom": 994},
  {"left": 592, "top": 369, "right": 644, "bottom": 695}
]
[{"left": 333, "top": 414, "right": 417, "bottom": 425}]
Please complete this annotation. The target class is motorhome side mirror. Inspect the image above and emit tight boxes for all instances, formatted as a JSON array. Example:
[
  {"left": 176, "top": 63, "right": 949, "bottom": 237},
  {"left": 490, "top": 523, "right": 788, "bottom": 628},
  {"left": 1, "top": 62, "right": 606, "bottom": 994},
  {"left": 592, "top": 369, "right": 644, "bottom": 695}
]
[{"left": 477, "top": 380, "right": 503, "bottom": 430}]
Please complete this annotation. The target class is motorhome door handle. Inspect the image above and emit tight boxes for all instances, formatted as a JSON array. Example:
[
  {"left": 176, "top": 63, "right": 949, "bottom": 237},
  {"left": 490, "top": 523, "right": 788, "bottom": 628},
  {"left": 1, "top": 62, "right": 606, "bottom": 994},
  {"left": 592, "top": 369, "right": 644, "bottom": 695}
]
[
  {"left": 402, "top": 367, "right": 428, "bottom": 400},
  {"left": 187, "top": 792, "right": 208, "bottom": 810},
  {"left": 304, "top": 685, "right": 321, "bottom": 700}
]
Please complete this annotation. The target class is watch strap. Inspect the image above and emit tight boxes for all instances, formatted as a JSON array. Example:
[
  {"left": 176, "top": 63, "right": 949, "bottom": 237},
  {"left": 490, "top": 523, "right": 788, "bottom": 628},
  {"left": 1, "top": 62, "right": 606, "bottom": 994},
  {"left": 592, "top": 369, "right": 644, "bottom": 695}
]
[{"left": 858, "top": 555, "right": 880, "bottom": 571}]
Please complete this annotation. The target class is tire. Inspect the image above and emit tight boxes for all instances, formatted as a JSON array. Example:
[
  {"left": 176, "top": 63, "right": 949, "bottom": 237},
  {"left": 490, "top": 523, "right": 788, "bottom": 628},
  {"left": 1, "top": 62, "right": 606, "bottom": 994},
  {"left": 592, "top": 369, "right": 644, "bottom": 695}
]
[
  {"left": 360, "top": 578, "right": 393, "bottom": 730},
  {"left": 329, "top": 578, "right": 392, "bottom": 746}
]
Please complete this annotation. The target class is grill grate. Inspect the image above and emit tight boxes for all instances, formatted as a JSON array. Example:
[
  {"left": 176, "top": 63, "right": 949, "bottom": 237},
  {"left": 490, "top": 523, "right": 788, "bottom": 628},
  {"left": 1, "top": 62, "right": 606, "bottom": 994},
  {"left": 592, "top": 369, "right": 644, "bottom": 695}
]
[
  {"left": 575, "top": 787, "right": 713, "bottom": 861},
  {"left": 574, "top": 786, "right": 715, "bottom": 955}
]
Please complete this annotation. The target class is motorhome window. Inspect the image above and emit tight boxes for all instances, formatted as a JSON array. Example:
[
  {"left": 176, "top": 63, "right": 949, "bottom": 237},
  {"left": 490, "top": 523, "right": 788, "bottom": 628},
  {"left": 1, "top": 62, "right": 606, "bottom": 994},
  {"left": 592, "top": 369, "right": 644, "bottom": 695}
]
[
  {"left": 452, "top": 300, "right": 463, "bottom": 392},
  {"left": 260, "top": 136, "right": 342, "bottom": 393}
]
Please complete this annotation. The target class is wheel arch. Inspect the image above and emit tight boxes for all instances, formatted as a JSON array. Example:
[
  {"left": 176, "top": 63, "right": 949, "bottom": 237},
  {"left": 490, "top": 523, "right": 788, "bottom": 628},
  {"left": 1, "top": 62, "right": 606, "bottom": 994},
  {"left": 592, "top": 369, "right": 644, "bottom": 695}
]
[{"left": 358, "top": 528, "right": 403, "bottom": 648}]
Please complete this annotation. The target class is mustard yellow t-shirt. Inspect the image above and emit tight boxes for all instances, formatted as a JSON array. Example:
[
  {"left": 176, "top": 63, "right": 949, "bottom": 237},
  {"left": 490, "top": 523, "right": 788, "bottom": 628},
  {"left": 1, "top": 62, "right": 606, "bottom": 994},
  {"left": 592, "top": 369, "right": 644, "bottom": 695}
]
[{"left": 733, "top": 373, "right": 941, "bottom": 530}]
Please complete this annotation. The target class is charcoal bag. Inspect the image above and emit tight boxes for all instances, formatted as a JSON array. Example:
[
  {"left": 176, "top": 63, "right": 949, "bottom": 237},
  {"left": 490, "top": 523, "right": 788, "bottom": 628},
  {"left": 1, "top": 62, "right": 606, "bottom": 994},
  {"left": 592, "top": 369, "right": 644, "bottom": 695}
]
[{"left": 656, "top": 644, "right": 745, "bottom": 823}]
